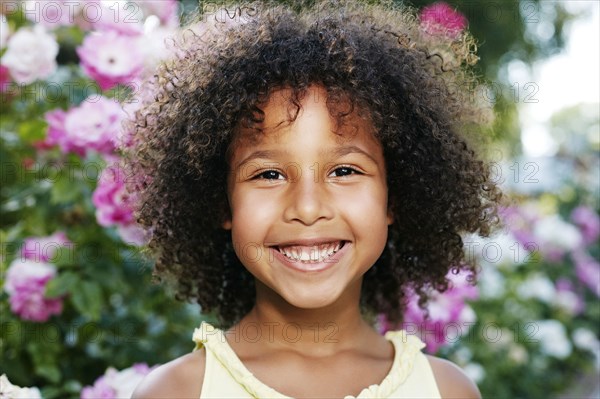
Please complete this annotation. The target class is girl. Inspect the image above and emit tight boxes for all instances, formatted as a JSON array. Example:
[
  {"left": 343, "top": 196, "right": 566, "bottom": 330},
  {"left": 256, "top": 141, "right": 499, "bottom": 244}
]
[{"left": 129, "top": 1, "right": 502, "bottom": 397}]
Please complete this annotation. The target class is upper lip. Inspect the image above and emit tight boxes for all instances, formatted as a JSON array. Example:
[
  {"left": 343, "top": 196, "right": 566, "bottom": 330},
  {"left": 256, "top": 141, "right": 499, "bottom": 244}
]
[{"left": 268, "top": 238, "right": 348, "bottom": 248}]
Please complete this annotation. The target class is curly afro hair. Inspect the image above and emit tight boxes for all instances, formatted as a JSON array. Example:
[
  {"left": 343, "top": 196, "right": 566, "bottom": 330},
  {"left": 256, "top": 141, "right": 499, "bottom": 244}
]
[{"left": 124, "top": 0, "right": 503, "bottom": 328}]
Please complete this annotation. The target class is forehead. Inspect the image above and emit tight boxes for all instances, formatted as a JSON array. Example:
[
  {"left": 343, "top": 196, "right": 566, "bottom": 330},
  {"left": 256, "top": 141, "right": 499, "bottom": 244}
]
[{"left": 232, "top": 85, "right": 379, "bottom": 149}]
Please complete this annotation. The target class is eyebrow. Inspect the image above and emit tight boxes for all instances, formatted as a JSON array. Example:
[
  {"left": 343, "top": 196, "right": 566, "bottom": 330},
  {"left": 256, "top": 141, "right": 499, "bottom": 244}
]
[
  {"left": 235, "top": 150, "right": 290, "bottom": 169},
  {"left": 235, "top": 145, "right": 379, "bottom": 169},
  {"left": 325, "top": 145, "right": 379, "bottom": 164}
]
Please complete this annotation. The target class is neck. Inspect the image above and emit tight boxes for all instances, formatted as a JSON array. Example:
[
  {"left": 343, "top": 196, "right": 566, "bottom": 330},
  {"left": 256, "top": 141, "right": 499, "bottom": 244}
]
[{"left": 229, "top": 279, "right": 377, "bottom": 356}]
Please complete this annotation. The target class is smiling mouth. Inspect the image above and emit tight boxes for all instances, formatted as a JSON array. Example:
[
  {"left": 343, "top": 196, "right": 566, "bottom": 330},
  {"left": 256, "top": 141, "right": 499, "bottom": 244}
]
[{"left": 273, "top": 241, "right": 347, "bottom": 263}]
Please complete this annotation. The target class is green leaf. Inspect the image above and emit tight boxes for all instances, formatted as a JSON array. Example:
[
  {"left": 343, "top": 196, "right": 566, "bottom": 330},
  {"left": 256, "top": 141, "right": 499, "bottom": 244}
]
[
  {"left": 45, "top": 271, "right": 80, "bottom": 298},
  {"left": 50, "top": 175, "right": 81, "bottom": 204},
  {"left": 71, "top": 281, "right": 103, "bottom": 320},
  {"left": 17, "top": 119, "right": 47, "bottom": 142},
  {"left": 53, "top": 246, "right": 77, "bottom": 268},
  {"left": 26, "top": 333, "right": 62, "bottom": 383},
  {"left": 36, "top": 364, "right": 61, "bottom": 383}
]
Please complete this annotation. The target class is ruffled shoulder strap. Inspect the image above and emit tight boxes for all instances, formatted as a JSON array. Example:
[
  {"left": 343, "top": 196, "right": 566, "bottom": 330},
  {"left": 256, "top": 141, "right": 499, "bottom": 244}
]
[
  {"left": 192, "top": 322, "right": 289, "bottom": 398},
  {"left": 346, "top": 330, "right": 426, "bottom": 399}
]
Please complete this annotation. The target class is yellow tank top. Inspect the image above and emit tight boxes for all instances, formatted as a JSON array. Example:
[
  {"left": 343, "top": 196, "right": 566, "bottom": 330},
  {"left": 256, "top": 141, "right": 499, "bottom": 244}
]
[{"left": 192, "top": 322, "right": 442, "bottom": 399}]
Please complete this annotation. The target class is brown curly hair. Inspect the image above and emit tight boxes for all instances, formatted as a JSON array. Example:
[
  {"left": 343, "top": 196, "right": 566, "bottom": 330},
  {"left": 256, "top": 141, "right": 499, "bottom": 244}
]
[{"left": 124, "top": 0, "right": 503, "bottom": 328}]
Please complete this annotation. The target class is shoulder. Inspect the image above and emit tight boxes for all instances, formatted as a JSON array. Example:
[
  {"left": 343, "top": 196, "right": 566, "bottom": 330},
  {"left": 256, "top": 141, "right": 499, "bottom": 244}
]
[
  {"left": 426, "top": 355, "right": 482, "bottom": 399},
  {"left": 132, "top": 348, "right": 206, "bottom": 399}
]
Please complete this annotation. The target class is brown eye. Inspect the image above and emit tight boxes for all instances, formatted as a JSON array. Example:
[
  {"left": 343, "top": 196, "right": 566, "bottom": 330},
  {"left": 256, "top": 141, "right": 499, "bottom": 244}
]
[
  {"left": 330, "top": 167, "right": 359, "bottom": 177},
  {"left": 254, "top": 170, "right": 284, "bottom": 180}
]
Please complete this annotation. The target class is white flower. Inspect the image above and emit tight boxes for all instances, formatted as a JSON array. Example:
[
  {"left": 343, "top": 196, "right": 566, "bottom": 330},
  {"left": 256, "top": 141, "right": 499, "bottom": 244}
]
[
  {"left": 535, "top": 319, "right": 572, "bottom": 359},
  {"left": 572, "top": 328, "right": 599, "bottom": 352},
  {"left": 0, "top": 374, "right": 42, "bottom": 399},
  {"left": 0, "top": 375, "right": 20, "bottom": 399},
  {"left": 13, "top": 387, "right": 42, "bottom": 399},
  {"left": 533, "top": 215, "right": 582, "bottom": 253},
  {"left": 478, "top": 266, "right": 506, "bottom": 299},
  {"left": 516, "top": 274, "right": 556, "bottom": 303},
  {"left": 462, "top": 363, "right": 485, "bottom": 383},
  {"left": 0, "top": 25, "right": 58, "bottom": 84},
  {"left": 463, "top": 231, "right": 519, "bottom": 268},
  {"left": 458, "top": 305, "right": 476, "bottom": 324},
  {"left": 0, "top": 15, "right": 8, "bottom": 49}
]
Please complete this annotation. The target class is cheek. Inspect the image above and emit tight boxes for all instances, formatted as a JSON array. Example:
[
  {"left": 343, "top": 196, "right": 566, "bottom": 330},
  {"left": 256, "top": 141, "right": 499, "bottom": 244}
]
[
  {"left": 229, "top": 189, "right": 274, "bottom": 240},
  {"left": 343, "top": 183, "right": 389, "bottom": 219},
  {"left": 342, "top": 184, "right": 389, "bottom": 244}
]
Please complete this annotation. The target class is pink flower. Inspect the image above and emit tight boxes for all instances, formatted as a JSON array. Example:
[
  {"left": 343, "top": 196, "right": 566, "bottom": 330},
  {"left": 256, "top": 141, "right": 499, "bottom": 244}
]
[
  {"left": 381, "top": 270, "right": 478, "bottom": 353},
  {"left": 45, "top": 96, "right": 126, "bottom": 156},
  {"left": 571, "top": 205, "right": 600, "bottom": 246},
  {"left": 77, "top": 30, "right": 144, "bottom": 90},
  {"left": 21, "top": 231, "right": 71, "bottom": 263},
  {"left": 573, "top": 251, "right": 600, "bottom": 297},
  {"left": 501, "top": 205, "right": 584, "bottom": 263},
  {"left": 93, "top": 163, "right": 135, "bottom": 226},
  {"left": 499, "top": 205, "right": 539, "bottom": 249},
  {"left": 93, "top": 163, "right": 147, "bottom": 245},
  {"left": 419, "top": 2, "right": 467, "bottom": 39},
  {"left": 4, "top": 259, "right": 63, "bottom": 322},
  {"left": 80, "top": 375, "right": 116, "bottom": 399},
  {"left": 81, "top": 363, "right": 155, "bottom": 399},
  {"left": 0, "top": 25, "right": 58, "bottom": 84},
  {"left": 117, "top": 224, "right": 148, "bottom": 246},
  {"left": 555, "top": 278, "right": 585, "bottom": 314}
]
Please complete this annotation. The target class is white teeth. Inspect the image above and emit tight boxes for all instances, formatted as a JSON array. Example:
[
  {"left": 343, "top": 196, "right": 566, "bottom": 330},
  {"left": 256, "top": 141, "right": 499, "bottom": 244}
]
[
  {"left": 278, "top": 241, "right": 344, "bottom": 263},
  {"left": 310, "top": 250, "right": 320, "bottom": 262},
  {"left": 319, "top": 245, "right": 329, "bottom": 259}
]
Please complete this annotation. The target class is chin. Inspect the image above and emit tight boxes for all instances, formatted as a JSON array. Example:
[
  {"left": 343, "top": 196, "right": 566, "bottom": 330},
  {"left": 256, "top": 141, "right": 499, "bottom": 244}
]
[{"left": 281, "top": 288, "right": 343, "bottom": 310}]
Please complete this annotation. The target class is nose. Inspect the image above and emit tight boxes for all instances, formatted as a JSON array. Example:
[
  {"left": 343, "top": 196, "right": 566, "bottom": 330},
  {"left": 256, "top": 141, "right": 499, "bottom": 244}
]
[{"left": 282, "top": 175, "right": 334, "bottom": 226}]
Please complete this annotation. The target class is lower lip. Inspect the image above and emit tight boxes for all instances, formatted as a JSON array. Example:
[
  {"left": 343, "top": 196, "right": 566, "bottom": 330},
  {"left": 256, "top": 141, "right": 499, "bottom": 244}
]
[{"left": 270, "top": 242, "right": 349, "bottom": 273}]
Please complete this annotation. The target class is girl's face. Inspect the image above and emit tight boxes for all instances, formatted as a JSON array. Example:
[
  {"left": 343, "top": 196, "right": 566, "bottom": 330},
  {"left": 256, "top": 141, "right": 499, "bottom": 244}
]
[{"left": 224, "top": 86, "right": 392, "bottom": 310}]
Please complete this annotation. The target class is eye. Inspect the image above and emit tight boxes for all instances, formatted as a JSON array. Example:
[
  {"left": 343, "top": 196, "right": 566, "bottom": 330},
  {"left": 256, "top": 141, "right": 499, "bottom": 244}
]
[
  {"left": 253, "top": 170, "right": 284, "bottom": 180},
  {"left": 330, "top": 166, "right": 361, "bottom": 177}
]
